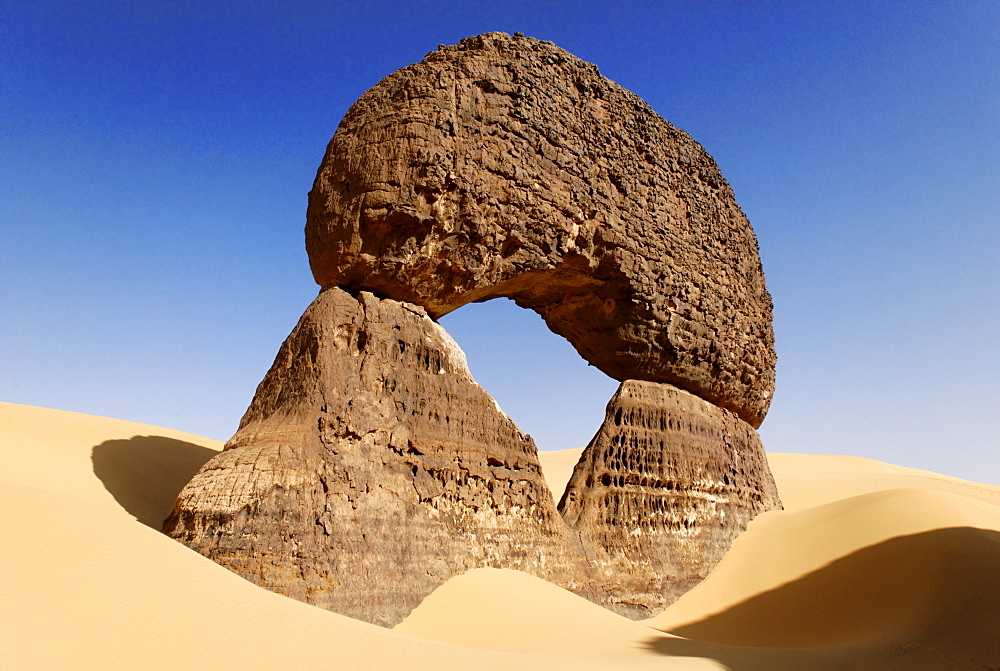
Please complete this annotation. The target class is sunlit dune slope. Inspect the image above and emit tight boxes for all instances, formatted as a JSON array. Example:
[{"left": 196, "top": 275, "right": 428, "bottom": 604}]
[
  {"left": 394, "top": 568, "right": 721, "bottom": 669},
  {"left": 398, "top": 521, "right": 1000, "bottom": 670},
  {"left": 0, "top": 402, "right": 223, "bottom": 526},
  {"left": 0, "top": 482, "right": 616, "bottom": 670},
  {"left": 667, "top": 526, "right": 1000, "bottom": 656},
  {"left": 536, "top": 446, "right": 585, "bottom": 503}
]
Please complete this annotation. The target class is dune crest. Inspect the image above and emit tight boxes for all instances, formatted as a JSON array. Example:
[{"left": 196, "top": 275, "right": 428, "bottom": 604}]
[
  {"left": 768, "top": 452, "right": 1000, "bottom": 511},
  {"left": 395, "top": 568, "right": 716, "bottom": 669},
  {"left": 669, "top": 527, "right": 1000, "bottom": 654},
  {"left": 0, "top": 401, "right": 222, "bottom": 520}
]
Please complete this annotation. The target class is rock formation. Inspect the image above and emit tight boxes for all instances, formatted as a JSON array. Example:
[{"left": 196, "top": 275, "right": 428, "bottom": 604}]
[
  {"left": 559, "top": 380, "right": 781, "bottom": 617},
  {"left": 165, "top": 32, "right": 782, "bottom": 627},
  {"left": 164, "top": 287, "right": 598, "bottom": 626},
  {"left": 307, "top": 32, "right": 775, "bottom": 427}
]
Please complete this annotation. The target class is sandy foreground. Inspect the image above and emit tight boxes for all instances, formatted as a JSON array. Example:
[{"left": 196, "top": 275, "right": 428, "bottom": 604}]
[{"left": 2, "top": 401, "right": 998, "bottom": 669}]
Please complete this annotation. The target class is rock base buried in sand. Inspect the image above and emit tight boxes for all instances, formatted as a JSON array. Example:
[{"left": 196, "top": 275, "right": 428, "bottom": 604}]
[
  {"left": 560, "top": 380, "right": 781, "bottom": 616},
  {"left": 164, "top": 287, "right": 599, "bottom": 626},
  {"left": 164, "top": 290, "right": 780, "bottom": 624}
]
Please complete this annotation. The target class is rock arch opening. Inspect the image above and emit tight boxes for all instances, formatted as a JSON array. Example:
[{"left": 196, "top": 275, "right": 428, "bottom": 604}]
[{"left": 439, "top": 297, "right": 618, "bottom": 454}]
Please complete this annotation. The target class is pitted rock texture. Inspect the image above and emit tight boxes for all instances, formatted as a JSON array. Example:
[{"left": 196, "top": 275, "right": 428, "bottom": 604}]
[
  {"left": 163, "top": 287, "right": 599, "bottom": 627},
  {"left": 307, "top": 31, "right": 775, "bottom": 427},
  {"left": 559, "top": 379, "right": 782, "bottom": 616},
  {"left": 166, "top": 33, "right": 784, "bottom": 628}
]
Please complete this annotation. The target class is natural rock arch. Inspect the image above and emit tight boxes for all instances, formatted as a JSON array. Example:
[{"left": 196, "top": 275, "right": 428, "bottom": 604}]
[
  {"left": 164, "top": 33, "right": 782, "bottom": 627},
  {"left": 307, "top": 32, "right": 775, "bottom": 427}
]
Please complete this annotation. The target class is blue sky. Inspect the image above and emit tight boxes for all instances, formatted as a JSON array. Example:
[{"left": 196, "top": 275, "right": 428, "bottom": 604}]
[{"left": 3, "top": 2, "right": 997, "bottom": 483}]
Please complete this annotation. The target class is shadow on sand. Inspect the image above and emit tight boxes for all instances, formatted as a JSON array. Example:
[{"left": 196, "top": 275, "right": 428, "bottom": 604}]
[
  {"left": 642, "top": 527, "right": 1000, "bottom": 669},
  {"left": 91, "top": 436, "right": 218, "bottom": 529}
]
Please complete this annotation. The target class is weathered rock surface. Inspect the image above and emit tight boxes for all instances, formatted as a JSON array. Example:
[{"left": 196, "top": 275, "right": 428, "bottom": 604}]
[
  {"left": 166, "top": 33, "right": 784, "bottom": 628},
  {"left": 306, "top": 31, "right": 775, "bottom": 427},
  {"left": 163, "top": 287, "right": 598, "bottom": 627},
  {"left": 559, "top": 380, "right": 782, "bottom": 616}
]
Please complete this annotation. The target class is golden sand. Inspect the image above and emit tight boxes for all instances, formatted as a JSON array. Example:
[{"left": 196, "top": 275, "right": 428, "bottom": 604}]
[{"left": 3, "top": 401, "right": 997, "bottom": 669}]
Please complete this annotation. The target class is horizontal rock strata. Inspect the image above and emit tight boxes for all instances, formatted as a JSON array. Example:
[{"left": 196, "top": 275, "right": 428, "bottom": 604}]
[
  {"left": 164, "top": 287, "right": 780, "bottom": 625},
  {"left": 559, "top": 379, "right": 782, "bottom": 616},
  {"left": 306, "top": 31, "right": 775, "bottom": 427},
  {"left": 163, "top": 287, "right": 598, "bottom": 627}
]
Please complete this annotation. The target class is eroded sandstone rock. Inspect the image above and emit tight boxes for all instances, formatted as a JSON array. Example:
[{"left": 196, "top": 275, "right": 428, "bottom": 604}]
[
  {"left": 559, "top": 380, "right": 781, "bottom": 616},
  {"left": 306, "top": 31, "right": 775, "bottom": 427},
  {"left": 163, "top": 287, "right": 598, "bottom": 626},
  {"left": 166, "top": 33, "right": 784, "bottom": 627}
]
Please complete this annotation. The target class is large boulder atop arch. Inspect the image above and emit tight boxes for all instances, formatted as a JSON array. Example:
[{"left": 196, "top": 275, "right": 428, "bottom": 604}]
[{"left": 307, "top": 31, "right": 775, "bottom": 427}]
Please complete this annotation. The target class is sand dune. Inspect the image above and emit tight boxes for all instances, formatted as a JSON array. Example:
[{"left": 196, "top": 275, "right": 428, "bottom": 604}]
[
  {"left": 649, "top": 487, "right": 1000, "bottom": 631},
  {"left": 767, "top": 451, "right": 1000, "bottom": 511},
  {"left": 646, "top": 488, "right": 1000, "bottom": 666},
  {"left": 395, "top": 488, "right": 1000, "bottom": 668},
  {"left": 0, "top": 402, "right": 224, "bottom": 526},
  {"left": 2, "top": 401, "right": 998, "bottom": 669},
  {"left": 395, "top": 568, "right": 712, "bottom": 669},
  {"left": 637, "top": 524, "right": 1000, "bottom": 669},
  {"left": 536, "top": 445, "right": 585, "bottom": 503},
  {"left": 668, "top": 527, "right": 1000, "bottom": 654},
  {"left": 0, "top": 403, "right": 618, "bottom": 670}
]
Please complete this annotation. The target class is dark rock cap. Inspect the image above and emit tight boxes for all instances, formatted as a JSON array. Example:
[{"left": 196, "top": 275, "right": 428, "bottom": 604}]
[{"left": 306, "top": 32, "right": 776, "bottom": 426}]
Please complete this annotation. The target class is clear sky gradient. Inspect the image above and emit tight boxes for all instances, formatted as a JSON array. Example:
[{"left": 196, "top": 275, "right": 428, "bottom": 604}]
[{"left": 3, "top": 2, "right": 997, "bottom": 483}]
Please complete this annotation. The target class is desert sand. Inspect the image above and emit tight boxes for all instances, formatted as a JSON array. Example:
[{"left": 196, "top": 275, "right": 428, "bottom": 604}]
[{"left": 2, "top": 400, "right": 998, "bottom": 669}]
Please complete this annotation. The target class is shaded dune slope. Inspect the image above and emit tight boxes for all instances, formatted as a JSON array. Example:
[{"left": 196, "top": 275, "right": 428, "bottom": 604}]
[
  {"left": 647, "top": 487, "right": 1000, "bottom": 631},
  {"left": 669, "top": 527, "right": 1000, "bottom": 652}
]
